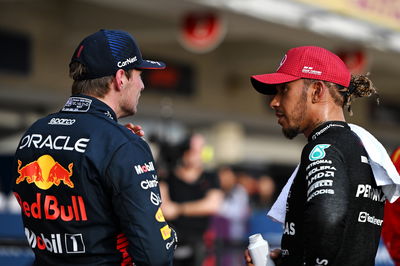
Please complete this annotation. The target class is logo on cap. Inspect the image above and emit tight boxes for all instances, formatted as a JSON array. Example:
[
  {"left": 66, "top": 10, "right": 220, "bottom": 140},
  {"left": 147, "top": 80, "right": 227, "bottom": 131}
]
[
  {"left": 302, "top": 66, "right": 322, "bottom": 75},
  {"left": 277, "top": 54, "right": 287, "bottom": 71},
  {"left": 117, "top": 56, "right": 137, "bottom": 68}
]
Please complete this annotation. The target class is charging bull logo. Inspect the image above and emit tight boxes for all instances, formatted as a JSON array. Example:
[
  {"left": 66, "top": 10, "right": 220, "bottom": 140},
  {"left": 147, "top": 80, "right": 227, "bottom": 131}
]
[{"left": 16, "top": 155, "right": 74, "bottom": 189}]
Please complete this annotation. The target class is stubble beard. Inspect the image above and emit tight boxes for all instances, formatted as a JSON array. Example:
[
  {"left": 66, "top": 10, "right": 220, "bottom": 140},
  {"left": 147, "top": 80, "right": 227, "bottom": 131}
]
[
  {"left": 282, "top": 126, "right": 301, "bottom": 139},
  {"left": 282, "top": 90, "right": 308, "bottom": 140}
]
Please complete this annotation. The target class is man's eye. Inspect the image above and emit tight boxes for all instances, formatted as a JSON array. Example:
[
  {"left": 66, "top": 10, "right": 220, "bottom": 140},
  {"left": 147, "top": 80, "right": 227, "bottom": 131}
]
[{"left": 282, "top": 86, "right": 289, "bottom": 93}]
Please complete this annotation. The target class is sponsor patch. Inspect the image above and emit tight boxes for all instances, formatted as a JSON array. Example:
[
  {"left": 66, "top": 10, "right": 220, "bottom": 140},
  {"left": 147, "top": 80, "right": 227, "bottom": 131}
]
[
  {"left": 155, "top": 207, "right": 166, "bottom": 222},
  {"left": 25, "top": 227, "right": 86, "bottom": 254},
  {"left": 358, "top": 211, "right": 383, "bottom": 226},
  {"left": 160, "top": 225, "right": 171, "bottom": 240},
  {"left": 150, "top": 192, "right": 161, "bottom": 206},
  {"left": 302, "top": 66, "right": 322, "bottom": 75},
  {"left": 307, "top": 188, "right": 335, "bottom": 202},
  {"left": 62, "top": 97, "right": 92, "bottom": 112},
  {"left": 14, "top": 192, "right": 87, "bottom": 222},
  {"left": 141, "top": 175, "right": 158, "bottom": 190},
  {"left": 48, "top": 118, "right": 76, "bottom": 126},
  {"left": 361, "top": 156, "right": 369, "bottom": 164},
  {"left": 145, "top": 60, "right": 162, "bottom": 66},
  {"left": 355, "top": 184, "right": 385, "bottom": 202},
  {"left": 309, "top": 144, "right": 331, "bottom": 161},
  {"left": 16, "top": 155, "right": 74, "bottom": 189},
  {"left": 117, "top": 56, "right": 137, "bottom": 68},
  {"left": 134, "top": 162, "right": 155, "bottom": 175},
  {"left": 19, "top": 134, "right": 90, "bottom": 153},
  {"left": 316, "top": 258, "right": 329, "bottom": 265}
]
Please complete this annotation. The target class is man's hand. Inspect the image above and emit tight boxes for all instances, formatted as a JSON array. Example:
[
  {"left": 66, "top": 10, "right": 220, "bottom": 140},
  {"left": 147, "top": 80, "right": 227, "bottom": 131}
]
[
  {"left": 244, "top": 249, "right": 254, "bottom": 266},
  {"left": 125, "top": 123, "right": 145, "bottom": 137},
  {"left": 270, "top": 249, "right": 282, "bottom": 265},
  {"left": 161, "top": 201, "right": 182, "bottom": 220},
  {"left": 244, "top": 248, "right": 282, "bottom": 266}
]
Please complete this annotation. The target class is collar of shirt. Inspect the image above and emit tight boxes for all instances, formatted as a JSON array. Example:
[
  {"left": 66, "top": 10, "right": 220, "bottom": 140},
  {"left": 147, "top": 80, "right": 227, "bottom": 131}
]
[
  {"left": 60, "top": 94, "right": 117, "bottom": 121},
  {"left": 308, "top": 121, "right": 349, "bottom": 142}
]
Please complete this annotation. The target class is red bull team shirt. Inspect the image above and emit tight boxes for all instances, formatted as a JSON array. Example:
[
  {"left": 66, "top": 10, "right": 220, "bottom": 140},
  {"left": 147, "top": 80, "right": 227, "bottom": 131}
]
[{"left": 13, "top": 95, "right": 177, "bottom": 266}]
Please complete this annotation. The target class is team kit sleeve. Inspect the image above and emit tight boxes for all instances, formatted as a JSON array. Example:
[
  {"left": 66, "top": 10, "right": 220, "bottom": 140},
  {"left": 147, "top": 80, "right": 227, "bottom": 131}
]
[
  {"left": 106, "top": 139, "right": 176, "bottom": 266},
  {"left": 302, "top": 144, "right": 349, "bottom": 265}
]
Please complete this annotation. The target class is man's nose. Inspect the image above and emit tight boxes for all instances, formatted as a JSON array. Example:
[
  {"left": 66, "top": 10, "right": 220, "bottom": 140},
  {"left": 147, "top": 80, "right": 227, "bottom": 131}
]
[{"left": 269, "top": 94, "right": 279, "bottom": 110}]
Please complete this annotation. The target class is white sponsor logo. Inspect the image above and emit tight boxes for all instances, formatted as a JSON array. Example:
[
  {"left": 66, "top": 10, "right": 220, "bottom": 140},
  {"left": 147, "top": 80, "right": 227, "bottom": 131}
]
[
  {"left": 117, "top": 56, "right": 137, "bottom": 68},
  {"left": 19, "top": 134, "right": 90, "bottom": 153},
  {"left": 141, "top": 175, "right": 159, "bottom": 190},
  {"left": 307, "top": 171, "right": 335, "bottom": 185},
  {"left": 307, "top": 179, "right": 333, "bottom": 196},
  {"left": 281, "top": 249, "right": 289, "bottom": 256},
  {"left": 306, "top": 160, "right": 332, "bottom": 171},
  {"left": 65, "top": 234, "right": 86, "bottom": 253},
  {"left": 166, "top": 231, "right": 177, "bottom": 250},
  {"left": 104, "top": 111, "right": 113, "bottom": 120},
  {"left": 311, "top": 124, "right": 344, "bottom": 140},
  {"left": 277, "top": 54, "right": 287, "bottom": 71},
  {"left": 307, "top": 165, "right": 336, "bottom": 178},
  {"left": 355, "top": 184, "right": 385, "bottom": 202},
  {"left": 62, "top": 97, "right": 92, "bottom": 112},
  {"left": 307, "top": 188, "right": 335, "bottom": 202},
  {"left": 146, "top": 60, "right": 161, "bottom": 66},
  {"left": 25, "top": 227, "right": 85, "bottom": 254},
  {"left": 283, "top": 222, "right": 295, "bottom": 235},
  {"left": 302, "top": 66, "right": 322, "bottom": 75},
  {"left": 134, "top": 162, "right": 155, "bottom": 175},
  {"left": 358, "top": 211, "right": 383, "bottom": 226},
  {"left": 316, "top": 258, "right": 329, "bottom": 265},
  {"left": 150, "top": 192, "right": 161, "bottom": 206},
  {"left": 361, "top": 156, "right": 369, "bottom": 164},
  {"left": 166, "top": 238, "right": 175, "bottom": 250},
  {"left": 48, "top": 118, "right": 76, "bottom": 125}
]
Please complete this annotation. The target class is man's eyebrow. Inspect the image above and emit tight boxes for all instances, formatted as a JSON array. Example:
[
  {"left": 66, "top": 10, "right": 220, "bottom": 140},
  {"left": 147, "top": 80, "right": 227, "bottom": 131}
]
[{"left": 276, "top": 83, "right": 288, "bottom": 91}]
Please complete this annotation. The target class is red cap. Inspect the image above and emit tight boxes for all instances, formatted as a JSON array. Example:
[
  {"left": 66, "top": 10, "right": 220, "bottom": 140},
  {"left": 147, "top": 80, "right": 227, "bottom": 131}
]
[{"left": 251, "top": 46, "right": 351, "bottom": 95}]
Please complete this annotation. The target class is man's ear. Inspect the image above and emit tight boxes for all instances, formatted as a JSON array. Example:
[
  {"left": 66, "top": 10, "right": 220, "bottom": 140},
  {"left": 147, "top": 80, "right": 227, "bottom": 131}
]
[
  {"left": 311, "top": 81, "right": 326, "bottom": 103},
  {"left": 114, "top": 69, "right": 126, "bottom": 91}
]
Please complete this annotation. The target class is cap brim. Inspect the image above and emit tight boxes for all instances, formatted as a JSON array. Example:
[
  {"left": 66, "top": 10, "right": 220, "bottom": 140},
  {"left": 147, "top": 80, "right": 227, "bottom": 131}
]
[
  {"left": 251, "top": 73, "right": 300, "bottom": 95},
  {"left": 136, "top": 59, "right": 166, "bottom": 70}
]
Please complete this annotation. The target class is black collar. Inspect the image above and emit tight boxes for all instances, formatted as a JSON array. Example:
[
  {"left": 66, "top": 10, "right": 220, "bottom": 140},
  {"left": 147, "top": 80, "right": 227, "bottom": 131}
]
[
  {"left": 308, "top": 121, "right": 349, "bottom": 142},
  {"left": 61, "top": 94, "right": 117, "bottom": 121}
]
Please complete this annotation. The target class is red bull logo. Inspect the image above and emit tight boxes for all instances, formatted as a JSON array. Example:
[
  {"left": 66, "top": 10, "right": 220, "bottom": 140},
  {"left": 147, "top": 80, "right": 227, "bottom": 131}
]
[
  {"left": 14, "top": 192, "right": 87, "bottom": 222},
  {"left": 16, "top": 155, "right": 74, "bottom": 189}
]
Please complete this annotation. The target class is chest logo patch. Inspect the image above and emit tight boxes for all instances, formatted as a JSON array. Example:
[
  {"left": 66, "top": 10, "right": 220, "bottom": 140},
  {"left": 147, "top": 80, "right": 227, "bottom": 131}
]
[{"left": 309, "top": 144, "right": 331, "bottom": 161}]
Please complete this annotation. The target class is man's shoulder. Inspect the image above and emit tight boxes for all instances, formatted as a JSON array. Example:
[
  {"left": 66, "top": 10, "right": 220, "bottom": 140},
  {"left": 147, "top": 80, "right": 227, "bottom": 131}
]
[
  {"left": 303, "top": 127, "right": 365, "bottom": 163},
  {"left": 308, "top": 124, "right": 361, "bottom": 148}
]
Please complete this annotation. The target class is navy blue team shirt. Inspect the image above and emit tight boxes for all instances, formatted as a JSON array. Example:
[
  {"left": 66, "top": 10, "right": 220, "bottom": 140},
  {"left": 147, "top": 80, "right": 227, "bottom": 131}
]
[{"left": 13, "top": 95, "right": 176, "bottom": 265}]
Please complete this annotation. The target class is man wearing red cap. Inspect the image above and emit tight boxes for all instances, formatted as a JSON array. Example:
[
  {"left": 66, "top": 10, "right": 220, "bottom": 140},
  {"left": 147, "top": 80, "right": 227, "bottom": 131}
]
[{"left": 245, "top": 46, "right": 385, "bottom": 266}]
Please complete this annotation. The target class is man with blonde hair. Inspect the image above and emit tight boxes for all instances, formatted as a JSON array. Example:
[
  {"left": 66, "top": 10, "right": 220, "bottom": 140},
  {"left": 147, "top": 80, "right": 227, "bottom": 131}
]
[{"left": 13, "top": 29, "right": 176, "bottom": 266}]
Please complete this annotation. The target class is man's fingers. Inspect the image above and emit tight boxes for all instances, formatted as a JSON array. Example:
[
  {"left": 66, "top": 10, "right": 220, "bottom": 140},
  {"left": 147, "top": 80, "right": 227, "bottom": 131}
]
[
  {"left": 124, "top": 123, "right": 145, "bottom": 137},
  {"left": 270, "top": 248, "right": 282, "bottom": 259},
  {"left": 244, "top": 249, "right": 253, "bottom": 265}
]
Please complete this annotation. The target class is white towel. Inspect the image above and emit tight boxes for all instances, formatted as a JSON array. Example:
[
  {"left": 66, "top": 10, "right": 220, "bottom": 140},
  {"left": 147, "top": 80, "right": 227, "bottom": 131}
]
[{"left": 267, "top": 123, "right": 400, "bottom": 224}]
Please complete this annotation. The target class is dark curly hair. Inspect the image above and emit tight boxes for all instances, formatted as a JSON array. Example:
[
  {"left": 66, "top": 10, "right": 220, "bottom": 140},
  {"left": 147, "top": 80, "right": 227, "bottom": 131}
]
[{"left": 304, "top": 74, "right": 379, "bottom": 116}]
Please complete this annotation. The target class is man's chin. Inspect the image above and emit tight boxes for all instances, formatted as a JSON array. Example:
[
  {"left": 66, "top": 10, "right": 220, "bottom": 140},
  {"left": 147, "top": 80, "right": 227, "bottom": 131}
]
[{"left": 282, "top": 127, "right": 300, "bottom": 139}]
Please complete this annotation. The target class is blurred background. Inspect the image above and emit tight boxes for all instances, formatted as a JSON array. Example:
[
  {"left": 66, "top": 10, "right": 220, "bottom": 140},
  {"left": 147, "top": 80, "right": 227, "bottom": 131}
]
[{"left": 0, "top": 0, "right": 399, "bottom": 265}]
